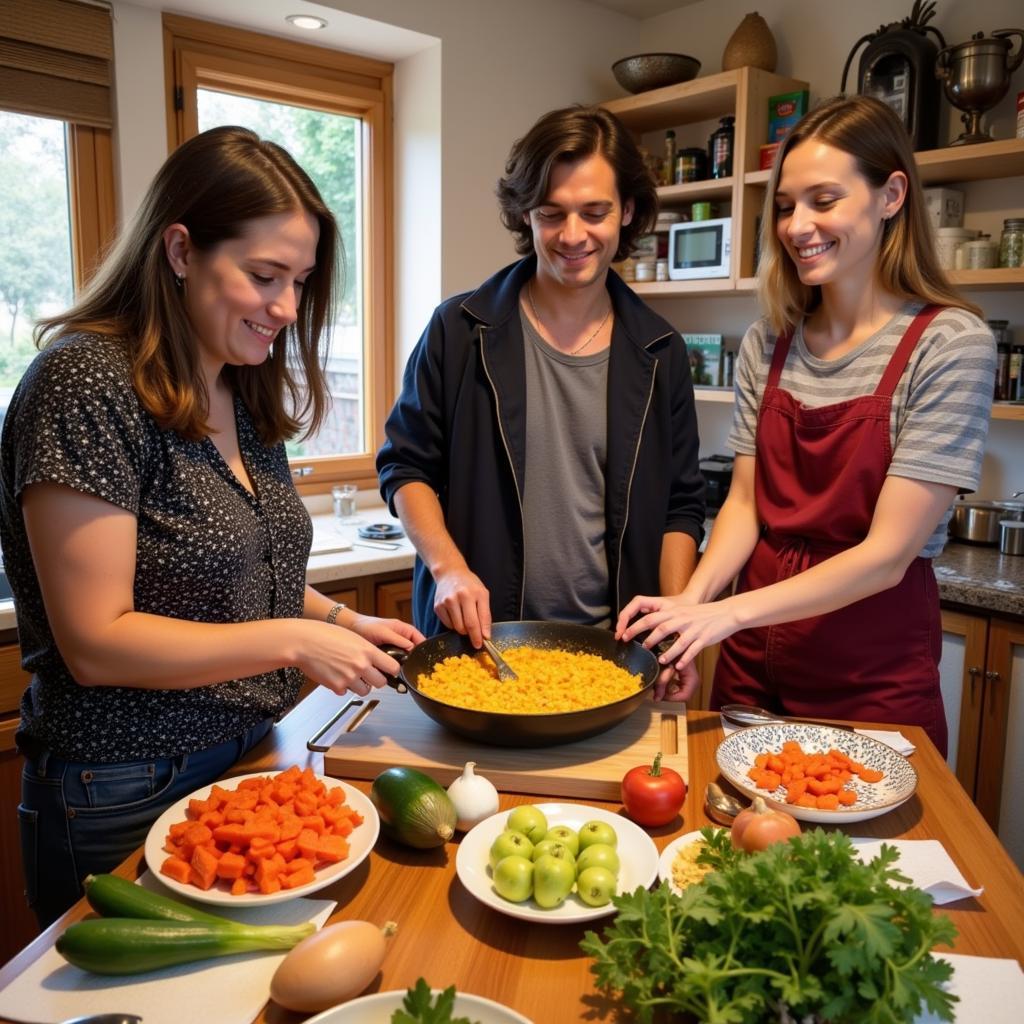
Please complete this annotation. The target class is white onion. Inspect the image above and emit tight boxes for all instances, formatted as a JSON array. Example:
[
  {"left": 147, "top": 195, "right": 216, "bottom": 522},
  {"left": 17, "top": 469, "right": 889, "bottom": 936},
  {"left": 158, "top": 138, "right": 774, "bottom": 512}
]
[{"left": 447, "top": 761, "right": 500, "bottom": 831}]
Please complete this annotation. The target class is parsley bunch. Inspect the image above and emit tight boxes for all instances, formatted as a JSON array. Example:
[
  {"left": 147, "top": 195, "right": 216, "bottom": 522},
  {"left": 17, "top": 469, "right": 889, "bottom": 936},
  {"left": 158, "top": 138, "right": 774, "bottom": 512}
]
[
  {"left": 391, "top": 978, "right": 482, "bottom": 1024},
  {"left": 581, "top": 827, "right": 958, "bottom": 1024}
]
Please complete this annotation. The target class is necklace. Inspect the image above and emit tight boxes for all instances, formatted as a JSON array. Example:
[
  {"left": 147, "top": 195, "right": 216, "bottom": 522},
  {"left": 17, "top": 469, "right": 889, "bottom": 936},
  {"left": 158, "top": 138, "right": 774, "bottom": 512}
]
[{"left": 528, "top": 282, "right": 612, "bottom": 356}]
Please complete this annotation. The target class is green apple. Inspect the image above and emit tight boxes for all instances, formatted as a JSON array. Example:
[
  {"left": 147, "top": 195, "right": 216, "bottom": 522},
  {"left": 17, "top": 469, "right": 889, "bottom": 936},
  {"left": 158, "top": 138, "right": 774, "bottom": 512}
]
[
  {"left": 506, "top": 805, "right": 548, "bottom": 844},
  {"left": 489, "top": 828, "right": 534, "bottom": 868},
  {"left": 543, "top": 825, "right": 580, "bottom": 857},
  {"left": 576, "top": 865, "right": 617, "bottom": 907},
  {"left": 576, "top": 842, "right": 620, "bottom": 876},
  {"left": 531, "top": 839, "right": 576, "bottom": 868},
  {"left": 578, "top": 819, "right": 618, "bottom": 851},
  {"left": 533, "top": 852, "right": 576, "bottom": 909},
  {"left": 492, "top": 854, "right": 534, "bottom": 902}
]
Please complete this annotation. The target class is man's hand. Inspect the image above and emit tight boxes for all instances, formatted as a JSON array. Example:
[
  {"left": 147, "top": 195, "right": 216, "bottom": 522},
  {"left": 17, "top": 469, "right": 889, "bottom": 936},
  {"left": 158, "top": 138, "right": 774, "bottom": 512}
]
[{"left": 433, "top": 566, "right": 492, "bottom": 648}]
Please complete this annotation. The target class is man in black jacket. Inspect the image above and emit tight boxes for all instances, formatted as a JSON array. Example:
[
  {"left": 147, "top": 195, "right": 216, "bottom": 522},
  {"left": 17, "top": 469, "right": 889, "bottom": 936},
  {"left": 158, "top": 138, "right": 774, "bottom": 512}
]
[{"left": 377, "top": 105, "right": 705, "bottom": 695}]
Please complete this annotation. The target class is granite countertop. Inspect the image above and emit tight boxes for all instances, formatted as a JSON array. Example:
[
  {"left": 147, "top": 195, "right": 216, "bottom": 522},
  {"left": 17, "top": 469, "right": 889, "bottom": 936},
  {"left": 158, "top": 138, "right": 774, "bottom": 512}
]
[{"left": 933, "top": 540, "right": 1024, "bottom": 618}]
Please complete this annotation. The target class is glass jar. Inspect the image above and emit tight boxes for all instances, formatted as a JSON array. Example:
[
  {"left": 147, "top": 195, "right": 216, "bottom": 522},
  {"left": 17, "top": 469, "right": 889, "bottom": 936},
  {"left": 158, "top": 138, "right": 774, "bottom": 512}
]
[
  {"left": 708, "top": 116, "right": 735, "bottom": 179},
  {"left": 999, "top": 218, "right": 1024, "bottom": 268},
  {"left": 674, "top": 147, "right": 707, "bottom": 183}
]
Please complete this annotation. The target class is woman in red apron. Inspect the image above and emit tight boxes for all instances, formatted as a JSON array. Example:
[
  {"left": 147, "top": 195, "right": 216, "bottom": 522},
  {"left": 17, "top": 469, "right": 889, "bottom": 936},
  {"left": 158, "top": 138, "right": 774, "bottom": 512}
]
[{"left": 616, "top": 97, "right": 995, "bottom": 756}]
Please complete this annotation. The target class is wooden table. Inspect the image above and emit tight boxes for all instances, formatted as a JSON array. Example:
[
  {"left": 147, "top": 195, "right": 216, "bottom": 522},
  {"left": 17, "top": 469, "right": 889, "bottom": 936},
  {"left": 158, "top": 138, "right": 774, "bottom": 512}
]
[{"left": 1, "top": 692, "right": 1022, "bottom": 1023}]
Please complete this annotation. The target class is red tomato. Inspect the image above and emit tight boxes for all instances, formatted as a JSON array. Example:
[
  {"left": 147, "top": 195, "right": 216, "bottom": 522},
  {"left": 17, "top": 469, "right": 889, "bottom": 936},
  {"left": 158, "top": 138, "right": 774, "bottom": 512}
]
[{"left": 621, "top": 752, "right": 687, "bottom": 827}]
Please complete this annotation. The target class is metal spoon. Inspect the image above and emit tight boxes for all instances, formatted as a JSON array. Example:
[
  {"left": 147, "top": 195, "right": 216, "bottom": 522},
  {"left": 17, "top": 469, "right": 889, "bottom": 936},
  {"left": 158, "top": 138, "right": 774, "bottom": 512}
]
[
  {"left": 60, "top": 1015, "right": 143, "bottom": 1024},
  {"left": 705, "top": 781, "right": 745, "bottom": 825},
  {"left": 719, "top": 703, "right": 854, "bottom": 731},
  {"left": 482, "top": 638, "right": 518, "bottom": 681}
]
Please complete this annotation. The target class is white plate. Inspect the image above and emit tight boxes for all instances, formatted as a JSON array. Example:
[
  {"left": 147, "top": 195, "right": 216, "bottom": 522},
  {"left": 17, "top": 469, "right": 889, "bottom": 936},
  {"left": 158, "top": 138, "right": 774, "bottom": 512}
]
[
  {"left": 304, "top": 989, "right": 532, "bottom": 1024},
  {"left": 455, "top": 801, "right": 659, "bottom": 924},
  {"left": 657, "top": 829, "right": 725, "bottom": 896},
  {"left": 144, "top": 770, "right": 379, "bottom": 906},
  {"left": 715, "top": 723, "right": 918, "bottom": 824}
]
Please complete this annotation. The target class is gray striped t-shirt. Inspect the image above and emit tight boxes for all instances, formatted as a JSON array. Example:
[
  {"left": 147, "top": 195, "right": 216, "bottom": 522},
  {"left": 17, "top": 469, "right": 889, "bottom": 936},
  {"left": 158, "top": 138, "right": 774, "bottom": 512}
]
[{"left": 727, "top": 303, "right": 996, "bottom": 557}]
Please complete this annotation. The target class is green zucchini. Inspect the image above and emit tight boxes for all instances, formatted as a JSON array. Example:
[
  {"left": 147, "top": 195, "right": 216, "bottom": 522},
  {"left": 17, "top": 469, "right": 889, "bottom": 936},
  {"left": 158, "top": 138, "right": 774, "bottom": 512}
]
[
  {"left": 370, "top": 766, "right": 457, "bottom": 848},
  {"left": 56, "top": 918, "right": 315, "bottom": 975},
  {"left": 84, "top": 873, "right": 233, "bottom": 927}
]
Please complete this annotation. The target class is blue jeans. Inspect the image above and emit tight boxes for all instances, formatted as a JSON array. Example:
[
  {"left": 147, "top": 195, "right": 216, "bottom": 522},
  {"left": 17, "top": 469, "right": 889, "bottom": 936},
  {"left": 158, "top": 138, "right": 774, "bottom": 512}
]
[{"left": 18, "top": 718, "right": 274, "bottom": 928}]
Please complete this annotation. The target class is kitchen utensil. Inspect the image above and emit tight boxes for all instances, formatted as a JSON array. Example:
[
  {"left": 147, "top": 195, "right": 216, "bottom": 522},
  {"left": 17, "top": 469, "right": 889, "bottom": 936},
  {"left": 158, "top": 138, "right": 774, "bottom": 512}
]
[
  {"left": 373, "top": 621, "right": 663, "bottom": 748},
  {"left": 1000, "top": 519, "right": 1024, "bottom": 555},
  {"left": 611, "top": 52, "right": 700, "bottom": 94},
  {"left": 716, "top": 723, "right": 918, "bottom": 824},
  {"left": 949, "top": 499, "right": 1024, "bottom": 543},
  {"left": 936, "top": 29, "right": 1024, "bottom": 145},
  {"left": 481, "top": 637, "right": 518, "bottom": 681},
  {"left": 319, "top": 689, "right": 688, "bottom": 801},
  {"left": 455, "top": 802, "right": 658, "bottom": 924},
  {"left": 143, "top": 772, "right": 379, "bottom": 905},
  {"left": 302, "top": 990, "right": 531, "bottom": 1024},
  {"left": 352, "top": 539, "right": 401, "bottom": 551},
  {"left": 60, "top": 1016, "right": 144, "bottom": 1024},
  {"left": 357, "top": 522, "right": 403, "bottom": 540},
  {"left": 719, "top": 703, "right": 854, "bottom": 731},
  {"left": 705, "top": 781, "right": 745, "bottom": 824}
]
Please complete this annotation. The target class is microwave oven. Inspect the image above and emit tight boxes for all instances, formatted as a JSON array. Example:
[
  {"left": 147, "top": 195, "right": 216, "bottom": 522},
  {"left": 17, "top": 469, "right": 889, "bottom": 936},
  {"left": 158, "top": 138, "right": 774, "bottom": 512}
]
[{"left": 668, "top": 218, "right": 732, "bottom": 280}]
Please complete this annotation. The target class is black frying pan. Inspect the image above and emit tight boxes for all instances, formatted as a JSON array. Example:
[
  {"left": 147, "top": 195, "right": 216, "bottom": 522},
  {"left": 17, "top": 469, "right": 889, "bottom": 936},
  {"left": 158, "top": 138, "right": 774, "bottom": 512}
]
[{"left": 382, "top": 621, "right": 660, "bottom": 748}]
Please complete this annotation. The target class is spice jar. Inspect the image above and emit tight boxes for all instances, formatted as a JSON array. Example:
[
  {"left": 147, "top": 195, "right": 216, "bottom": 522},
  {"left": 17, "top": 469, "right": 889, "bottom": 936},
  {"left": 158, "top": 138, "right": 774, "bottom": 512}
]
[
  {"left": 963, "top": 235, "right": 997, "bottom": 269},
  {"left": 708, "top": 116, "right": 735, "bottom": 178},
  {"left": 663, "top": 130, "right": 677, "bottom": 187},
  {"left": 675, "top": 147, "right": 707, "bottom": 183},
  {"left": 990, "top": 320, "right": 1010, "bottom": 400},
  {"left": 999, "top": 218, "right": 1024, "bottom": 269}
]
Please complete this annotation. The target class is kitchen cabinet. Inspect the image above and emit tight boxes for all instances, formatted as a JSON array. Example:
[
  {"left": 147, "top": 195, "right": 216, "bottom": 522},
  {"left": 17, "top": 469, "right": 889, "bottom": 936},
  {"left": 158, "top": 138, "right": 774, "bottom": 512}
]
[
  {"left": 311, "top": 568, "right": 412, "bottom": 621},
  {"left": 940, "top": 607, "right": 1024, "bottom": 869}
]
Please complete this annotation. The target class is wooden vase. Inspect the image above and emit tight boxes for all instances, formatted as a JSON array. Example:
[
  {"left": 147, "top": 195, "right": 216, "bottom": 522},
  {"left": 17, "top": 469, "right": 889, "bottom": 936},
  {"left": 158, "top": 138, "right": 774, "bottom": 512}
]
[{"left": 722, "top": 11, "right": 777, "bottom": 72}]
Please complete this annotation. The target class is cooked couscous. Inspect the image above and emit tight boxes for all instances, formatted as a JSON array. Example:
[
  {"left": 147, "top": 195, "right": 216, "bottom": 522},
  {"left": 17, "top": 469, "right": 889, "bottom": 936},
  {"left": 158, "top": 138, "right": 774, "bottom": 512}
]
[
  {"left": 416, "top": 646, "right": 642, "bottom": 714},
  {"left": 671, "top": 838, "right": 714, "bottom": 890}
]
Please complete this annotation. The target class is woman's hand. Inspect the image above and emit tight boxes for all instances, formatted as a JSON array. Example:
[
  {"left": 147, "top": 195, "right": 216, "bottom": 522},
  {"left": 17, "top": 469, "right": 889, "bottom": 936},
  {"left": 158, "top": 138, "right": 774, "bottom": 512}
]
[
  {"left": 655, "top": 660, "right": 701, "bottom": 703},
  {"left": 346, "top": 614, "right": 424, "bottom": 650},
  {"left": 294, "top": 621, "right": 408, "bottom": 697}
]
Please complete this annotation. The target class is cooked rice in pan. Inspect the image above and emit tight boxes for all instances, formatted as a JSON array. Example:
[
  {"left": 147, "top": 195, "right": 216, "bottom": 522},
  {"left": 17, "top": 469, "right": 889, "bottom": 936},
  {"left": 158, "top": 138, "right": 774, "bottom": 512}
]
[{"left": 415, "top": 646, "right": 642, "bottom": 714}]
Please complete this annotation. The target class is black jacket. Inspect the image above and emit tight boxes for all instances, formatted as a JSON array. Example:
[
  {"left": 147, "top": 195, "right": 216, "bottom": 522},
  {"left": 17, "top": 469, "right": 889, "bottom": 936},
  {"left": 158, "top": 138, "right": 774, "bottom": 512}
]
[{"left": 377, "top": 257, "right": 705, "bottom": 637}]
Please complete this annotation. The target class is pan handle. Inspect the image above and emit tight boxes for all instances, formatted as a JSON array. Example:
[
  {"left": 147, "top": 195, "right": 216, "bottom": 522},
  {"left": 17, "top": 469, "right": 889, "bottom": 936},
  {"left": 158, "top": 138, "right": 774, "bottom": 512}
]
[{"left": 381, "top": 645, "right": 409, "bottom": 693}]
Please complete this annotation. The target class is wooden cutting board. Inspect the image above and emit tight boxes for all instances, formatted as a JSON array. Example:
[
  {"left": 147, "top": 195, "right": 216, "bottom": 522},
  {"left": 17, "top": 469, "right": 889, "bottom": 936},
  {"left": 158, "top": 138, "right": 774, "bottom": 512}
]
[{"left": 322, "top": 686, "right": 687, "bottom": 800}]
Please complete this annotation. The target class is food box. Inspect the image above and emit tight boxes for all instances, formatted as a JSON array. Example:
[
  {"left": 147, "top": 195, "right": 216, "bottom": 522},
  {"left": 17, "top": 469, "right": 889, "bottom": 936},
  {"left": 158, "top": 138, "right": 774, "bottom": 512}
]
[
  {"left": 768, "top": 89, "right": 809, "bottom": 142},
  {"left": 683, "top": 333, "right": 723, "bottom": 387},
  {"left": 759, "top": 142, "right": 781, "bottom": 170},
  {"left": 923, "top": 187, "right": 964, "bottom": 230},
  {"left": 1017, "top": 90, "right": 1024, "bottom": 138}
]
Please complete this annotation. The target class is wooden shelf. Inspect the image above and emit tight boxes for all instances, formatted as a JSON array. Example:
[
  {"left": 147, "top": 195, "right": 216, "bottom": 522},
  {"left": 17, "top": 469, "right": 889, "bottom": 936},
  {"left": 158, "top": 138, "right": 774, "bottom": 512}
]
[
  {"left": 992, "top": 403, "right": 1024, "bottom": 422},
  {"left": 916, "top": 138, "right": 1024, "bottom": 185},
  {"left": 744, "top": 169, "right": 772, "bottom": 185},
  {"left": 630, "top": 278, "right": 735, "bottom": 298},
  {"left": 657, "top": 178, "right": 733, "bottom": 203},
  {"left": 947, "top": 268, "right": 1024, "bottom": 290},
  {"left": 693, "top": 387, "right": 734, "bottom": 403},
  {"left": 603, "top": 69, "right": 740, "bottom": 132}
]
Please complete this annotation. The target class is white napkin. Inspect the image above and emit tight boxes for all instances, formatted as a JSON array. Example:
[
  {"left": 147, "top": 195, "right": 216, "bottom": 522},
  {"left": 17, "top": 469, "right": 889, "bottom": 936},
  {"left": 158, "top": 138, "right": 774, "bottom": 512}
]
[
  {"left": 914, "top": 952, "right": 1024, "bottom": 1023},
  {"left": 0, "top": 873, "right": 336, "bottom": 1024},
  {"left": 719, "top": 715, "right": 916, "bottom": 754},
  {"left": 849, "top": 838, "right": 983, "bottom": 905}
]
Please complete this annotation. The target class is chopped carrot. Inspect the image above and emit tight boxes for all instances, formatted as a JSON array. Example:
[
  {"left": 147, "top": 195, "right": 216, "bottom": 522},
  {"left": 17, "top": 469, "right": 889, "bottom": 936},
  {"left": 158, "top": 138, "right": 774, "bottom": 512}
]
[
  {"left": 160, "top": 855, "right": 192, "bottom": 884},
  {"left": 216, "top": 851, "right": 247, "bottom": 880},
  {"left": 190, "top": 845, "right": 220, "bottom": 890},
  {"left": 747, "top": 741, "right": 885, "bottom": 809}
]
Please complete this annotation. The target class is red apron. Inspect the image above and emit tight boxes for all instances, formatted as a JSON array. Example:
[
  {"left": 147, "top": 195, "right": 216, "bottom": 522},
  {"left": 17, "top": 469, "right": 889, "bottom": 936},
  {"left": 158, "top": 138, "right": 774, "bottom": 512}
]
[{"left": 712, "top": 306, "right": 948, "bottom": 756}]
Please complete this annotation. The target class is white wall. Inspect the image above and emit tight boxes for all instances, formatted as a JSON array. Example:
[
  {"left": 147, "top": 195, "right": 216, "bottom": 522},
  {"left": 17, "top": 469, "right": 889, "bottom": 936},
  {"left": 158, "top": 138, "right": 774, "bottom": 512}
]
[{"left": 637, "top": 0, "right": 1024, "bottom": 500}]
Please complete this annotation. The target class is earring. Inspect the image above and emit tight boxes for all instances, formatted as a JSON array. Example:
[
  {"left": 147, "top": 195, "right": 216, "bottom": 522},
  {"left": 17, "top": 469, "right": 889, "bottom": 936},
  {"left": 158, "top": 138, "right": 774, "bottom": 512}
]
[{"left": 174, "top": 272, "right": 185, "bottom": 288}]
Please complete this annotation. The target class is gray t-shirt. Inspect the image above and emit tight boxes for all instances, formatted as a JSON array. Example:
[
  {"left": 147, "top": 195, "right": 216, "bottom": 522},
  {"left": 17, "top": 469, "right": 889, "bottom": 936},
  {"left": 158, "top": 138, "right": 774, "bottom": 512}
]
[
  {"left": 727, "top": 304, "right": 996, "bottom": 557},
  {"left": 520, "top": 309, "right": 611, "bottom": 625}
]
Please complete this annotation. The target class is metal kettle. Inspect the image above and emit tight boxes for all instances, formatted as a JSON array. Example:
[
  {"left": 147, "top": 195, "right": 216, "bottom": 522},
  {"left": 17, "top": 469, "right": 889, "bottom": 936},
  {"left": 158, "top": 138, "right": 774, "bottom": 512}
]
[{"left": 936, "top": 29, "right": 1024, "bottom": 144}]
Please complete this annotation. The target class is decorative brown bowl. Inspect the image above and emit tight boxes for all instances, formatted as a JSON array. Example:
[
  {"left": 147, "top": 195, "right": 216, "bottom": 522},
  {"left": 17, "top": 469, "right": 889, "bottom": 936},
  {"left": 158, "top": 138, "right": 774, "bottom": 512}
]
[{"left": 612, "top": 53, "right": 701, "bottom": 94}]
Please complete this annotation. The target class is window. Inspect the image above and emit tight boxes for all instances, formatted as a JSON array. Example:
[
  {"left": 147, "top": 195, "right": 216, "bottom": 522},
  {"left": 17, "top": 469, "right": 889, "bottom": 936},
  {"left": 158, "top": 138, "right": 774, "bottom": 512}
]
[{"left": 165, "top": 15, "right": 394, "bottom": 490}]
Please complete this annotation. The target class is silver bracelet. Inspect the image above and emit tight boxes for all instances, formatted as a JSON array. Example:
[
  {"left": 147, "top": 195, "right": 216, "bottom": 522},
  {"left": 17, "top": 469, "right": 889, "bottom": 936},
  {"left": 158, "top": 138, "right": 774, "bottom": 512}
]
[{"left": 325, "top": 602, "right": 346, "bottom": 625}]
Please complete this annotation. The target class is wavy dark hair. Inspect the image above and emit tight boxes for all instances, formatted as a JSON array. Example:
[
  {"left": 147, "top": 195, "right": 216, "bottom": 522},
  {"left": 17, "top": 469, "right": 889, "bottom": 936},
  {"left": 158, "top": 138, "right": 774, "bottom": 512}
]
[
  {"left": 496, "top": 105, "right": 657, "bottom": 262},
  {"left": 758, "top": 95, "right": 981, "bottom": 332},
  {"left": 35, "top": 125, "right": 339, "bottom": 445}
]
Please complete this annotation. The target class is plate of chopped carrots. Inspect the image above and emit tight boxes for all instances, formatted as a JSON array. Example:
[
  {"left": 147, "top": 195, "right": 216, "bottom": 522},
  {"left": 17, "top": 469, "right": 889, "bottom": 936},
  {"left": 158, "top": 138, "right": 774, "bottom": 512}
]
[
  {"left": 144, "top": 766, "right": 379, "bottom": 905},
  {"left": 715, "top": 724, "right": 918, "bottom": 824}
]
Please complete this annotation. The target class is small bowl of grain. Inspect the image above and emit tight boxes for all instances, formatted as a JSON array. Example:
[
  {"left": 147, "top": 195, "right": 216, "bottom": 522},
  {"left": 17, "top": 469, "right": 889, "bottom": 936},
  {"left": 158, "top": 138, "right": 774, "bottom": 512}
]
[{"left": 657, "top": 829, "right": 726, "bottom": 894}]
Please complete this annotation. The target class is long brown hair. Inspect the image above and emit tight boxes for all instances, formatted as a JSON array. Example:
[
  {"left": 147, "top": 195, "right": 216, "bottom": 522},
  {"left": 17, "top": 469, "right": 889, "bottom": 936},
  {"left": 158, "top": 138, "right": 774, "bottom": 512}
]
[
  {"left": 35, "top": 126, "right": 338, "bottom": 444},
  {"left": 758, "top": 95, "right": 981, "bottom": 333},
  {"left": 496, "top": 105, "right": 658, "bottom": 262}
]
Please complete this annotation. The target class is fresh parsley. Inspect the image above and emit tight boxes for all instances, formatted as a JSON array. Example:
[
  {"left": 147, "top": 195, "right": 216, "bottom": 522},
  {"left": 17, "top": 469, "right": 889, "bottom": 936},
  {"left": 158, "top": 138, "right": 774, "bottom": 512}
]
[
  {"left": 581, "top": 827, "right": 959, "bottom": 1023},
  {"left": 391, "top": 978, "right": 482, "bottom": 1024}
]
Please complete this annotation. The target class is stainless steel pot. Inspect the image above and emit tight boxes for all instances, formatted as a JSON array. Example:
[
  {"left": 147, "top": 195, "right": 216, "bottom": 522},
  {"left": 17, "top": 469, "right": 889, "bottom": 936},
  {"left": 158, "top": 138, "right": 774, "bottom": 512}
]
[
  {"left": 949, "top": 500, "right": 1024, "bottom": 544},
  {"left": 1000, "top": 519, "right": 1024, "bottom": 555}
]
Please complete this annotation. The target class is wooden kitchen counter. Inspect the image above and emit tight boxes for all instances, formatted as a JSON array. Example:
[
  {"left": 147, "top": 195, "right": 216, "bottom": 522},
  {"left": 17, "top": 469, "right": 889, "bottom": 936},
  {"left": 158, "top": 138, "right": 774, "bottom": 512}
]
[{"left": 1, "top": 691, "right": 1022, "bottom": 1023}]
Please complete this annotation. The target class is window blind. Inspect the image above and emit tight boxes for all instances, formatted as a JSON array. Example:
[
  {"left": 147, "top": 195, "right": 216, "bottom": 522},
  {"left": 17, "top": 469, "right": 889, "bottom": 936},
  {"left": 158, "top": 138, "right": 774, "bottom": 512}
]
[{"left": 0, "top": 0, "right": 113, "bottom": 129}]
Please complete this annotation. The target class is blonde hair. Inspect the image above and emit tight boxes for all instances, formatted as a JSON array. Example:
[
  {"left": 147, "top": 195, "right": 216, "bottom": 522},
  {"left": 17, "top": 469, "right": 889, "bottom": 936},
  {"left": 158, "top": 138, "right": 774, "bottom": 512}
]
[
  {"left": 757, "top": 95, "right": 981, "bottom": 334},
  {"left": 35, "top": 126, "right": 338, "bottom": 445}
]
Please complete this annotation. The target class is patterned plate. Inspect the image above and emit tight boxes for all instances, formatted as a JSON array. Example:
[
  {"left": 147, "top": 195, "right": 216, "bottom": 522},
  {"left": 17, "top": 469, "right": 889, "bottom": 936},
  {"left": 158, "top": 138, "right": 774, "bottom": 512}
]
[{"left": 715, "top": 724, "right": 918, "bottom": 824}]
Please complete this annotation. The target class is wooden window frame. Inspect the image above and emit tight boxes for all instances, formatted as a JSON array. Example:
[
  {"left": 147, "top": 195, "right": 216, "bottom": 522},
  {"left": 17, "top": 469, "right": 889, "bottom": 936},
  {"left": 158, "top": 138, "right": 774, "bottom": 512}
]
[{"left": 163, "top": 14, "right": 394, "bottom": 493}]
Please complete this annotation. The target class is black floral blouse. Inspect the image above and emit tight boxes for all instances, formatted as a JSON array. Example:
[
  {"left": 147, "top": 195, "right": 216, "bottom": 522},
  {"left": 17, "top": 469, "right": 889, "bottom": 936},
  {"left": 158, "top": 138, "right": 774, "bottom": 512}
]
[{"left": 0, "top": 334, "right": 312, "bottom": 762}]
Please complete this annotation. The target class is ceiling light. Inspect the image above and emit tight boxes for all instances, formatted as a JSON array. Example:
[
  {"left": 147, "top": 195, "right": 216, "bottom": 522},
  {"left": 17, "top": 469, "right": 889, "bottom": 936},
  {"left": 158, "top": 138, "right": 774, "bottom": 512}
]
[{"left": 286, "top": 14, "right": 327, "bottom": 30}]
